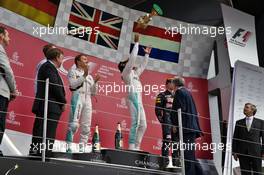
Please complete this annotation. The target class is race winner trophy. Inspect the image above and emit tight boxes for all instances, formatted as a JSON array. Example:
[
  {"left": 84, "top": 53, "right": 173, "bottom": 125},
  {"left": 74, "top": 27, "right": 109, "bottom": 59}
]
[{"left": 136, "top": 3, "right": 163, "bottom": 29}]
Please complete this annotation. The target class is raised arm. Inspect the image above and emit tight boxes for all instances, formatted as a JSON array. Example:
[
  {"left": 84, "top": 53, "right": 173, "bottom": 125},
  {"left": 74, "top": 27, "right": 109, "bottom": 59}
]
[
  {"left": 135, "top": 46, "right": 151, "bottom": 76},
  {"left": 122, "top": 34, "right": 140, "bottom": 77}
]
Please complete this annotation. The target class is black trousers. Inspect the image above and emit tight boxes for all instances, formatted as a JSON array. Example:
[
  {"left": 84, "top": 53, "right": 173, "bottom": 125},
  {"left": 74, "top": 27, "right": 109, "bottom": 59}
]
[
  {"left": 30, "top": 113, "right": 61, "bottom": 156},
  {"left": 161, "top": 115, "right": 179, "bottom": 164},
  {"left": 239, "top": 154, "right": 262, "bottom": 175},
  {"left": 183, "top": 133, "right": 197, "bottom": 175},
  {"left": 0, "top": 95, "right": 9, "bottom": 145}
]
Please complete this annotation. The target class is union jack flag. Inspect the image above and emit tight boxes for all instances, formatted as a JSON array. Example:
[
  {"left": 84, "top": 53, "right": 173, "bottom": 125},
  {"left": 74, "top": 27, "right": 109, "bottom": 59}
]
[{"left": 68, "top": 0, "right": 123, "bottom": 50}]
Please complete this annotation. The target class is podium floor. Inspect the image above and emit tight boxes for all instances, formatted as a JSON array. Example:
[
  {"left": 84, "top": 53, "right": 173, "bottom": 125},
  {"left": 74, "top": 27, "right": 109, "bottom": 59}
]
[{"left": 0, "top": 149, "right": 182, "bottom": 175}]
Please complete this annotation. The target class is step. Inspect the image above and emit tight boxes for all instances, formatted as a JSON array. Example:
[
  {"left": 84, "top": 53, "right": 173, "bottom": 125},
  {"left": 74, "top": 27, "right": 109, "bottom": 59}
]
[{"left": 51, "top": 149, "right": 182, "bottom": 173}]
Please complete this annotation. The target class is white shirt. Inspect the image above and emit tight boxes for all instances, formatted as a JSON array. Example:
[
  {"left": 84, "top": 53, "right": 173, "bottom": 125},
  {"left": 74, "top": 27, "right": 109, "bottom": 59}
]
[{"left": 245, "top": 116, "right": 254, "bottom": 131}]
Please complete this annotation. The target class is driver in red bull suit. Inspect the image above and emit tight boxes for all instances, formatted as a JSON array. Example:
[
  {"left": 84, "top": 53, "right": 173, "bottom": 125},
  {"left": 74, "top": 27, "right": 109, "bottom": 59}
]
[{"left": 155, "top": 78, "right": 179, "bottom": 168}]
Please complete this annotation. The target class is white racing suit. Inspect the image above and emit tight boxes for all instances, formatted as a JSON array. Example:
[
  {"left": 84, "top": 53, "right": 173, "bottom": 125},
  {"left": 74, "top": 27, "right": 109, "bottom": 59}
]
[
  {"left": 66, "top": 66, "right": 97, "bottom": 151},
  {"left": 122, "top": 42, "right": 149, "bottom": 150}
]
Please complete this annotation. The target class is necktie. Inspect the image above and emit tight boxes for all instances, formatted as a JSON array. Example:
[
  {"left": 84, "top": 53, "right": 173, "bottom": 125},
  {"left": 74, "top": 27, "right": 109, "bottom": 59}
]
[{"left": 246, "top": 118, "right": 251, "bottom": 131}]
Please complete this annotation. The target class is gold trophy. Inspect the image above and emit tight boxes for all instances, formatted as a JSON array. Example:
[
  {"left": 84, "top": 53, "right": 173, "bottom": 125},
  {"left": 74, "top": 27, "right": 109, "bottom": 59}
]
[{"left": 136, "top": 4, "right": 163, "bottom": 29}]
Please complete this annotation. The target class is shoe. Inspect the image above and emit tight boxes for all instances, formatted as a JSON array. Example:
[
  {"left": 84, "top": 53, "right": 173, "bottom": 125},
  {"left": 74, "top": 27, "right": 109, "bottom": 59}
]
[
  {"left": 66, "top": 148, "right": 72, "bottom": 153},
  {"left": 28, "top": 151, "right": 41, "bottom": 159},
  {"left": 128, "top": 143, "right": 136, "bottom": 150},
  {"left": 79, "top": 143, "right": 85, "bottom": 153},
  {"left": 172, "top": 158, "right": 181, "bottom": 167},
  {"left": 163, "top": 157, "right": 170, "bottom": 167},
  {"left": 29, "top": 149, "right": 40, "bottom": 156},
  {"left": 0, "top": 150, "right": 3, "bottom": 157},
  {"left": 66, "top": 142, "right": 73, "bottom": 153},
  {"left": 134, "top": 145, "right": 141, "bottom": 151},
  {"left": 159, "top": 157, "right": 169, "bottom": 170}
]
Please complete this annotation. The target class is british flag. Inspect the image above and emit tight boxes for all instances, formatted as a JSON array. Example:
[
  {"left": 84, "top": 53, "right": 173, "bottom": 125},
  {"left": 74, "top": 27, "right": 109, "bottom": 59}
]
[{"left": 68, "top": 0, "right": 123, "bottom": 50}]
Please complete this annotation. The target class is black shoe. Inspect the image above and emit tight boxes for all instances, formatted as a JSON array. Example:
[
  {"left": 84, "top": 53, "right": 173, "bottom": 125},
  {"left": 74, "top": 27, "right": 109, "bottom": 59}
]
[
  {"left": 164, "top": 160, "right": 169, "bottom": 167},
  {"left": 172, "top": 158, "right": 181, "bottom": 167},
  {"left": 0, "top": 150, "right": 3, "bottom": 157},
  {"left": 29, "top": 149, "right": 41, "bottom": 157},
  {"left": 159, "top": 156, "right": 169, "bottom": 170},
  {"left": 29, "top": 149, "right": 54, "bottom": 158}
]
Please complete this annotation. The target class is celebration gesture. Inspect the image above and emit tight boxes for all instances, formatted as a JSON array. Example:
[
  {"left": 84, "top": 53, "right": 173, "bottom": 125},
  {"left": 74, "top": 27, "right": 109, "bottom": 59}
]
[
  {"left": 143, "top": 46, "right": 152, "bottom": 55},
  {"left": 94, "top": 74, "right": 100, "bottom": 83}
]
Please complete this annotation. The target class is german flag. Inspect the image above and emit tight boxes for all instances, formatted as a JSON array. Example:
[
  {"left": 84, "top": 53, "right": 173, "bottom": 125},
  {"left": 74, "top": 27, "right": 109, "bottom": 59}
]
[{"left": 0, "top": 0, "right": 60, "bottom": 26}]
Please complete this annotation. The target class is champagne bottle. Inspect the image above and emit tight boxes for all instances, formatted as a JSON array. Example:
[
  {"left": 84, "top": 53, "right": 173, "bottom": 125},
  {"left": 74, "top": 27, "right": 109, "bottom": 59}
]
[
  {"left": 92, "top": 124, "right": 101, "bottom": 152},
  {"left": 115, "top": 122, "right": 123, "bottom": 149}
]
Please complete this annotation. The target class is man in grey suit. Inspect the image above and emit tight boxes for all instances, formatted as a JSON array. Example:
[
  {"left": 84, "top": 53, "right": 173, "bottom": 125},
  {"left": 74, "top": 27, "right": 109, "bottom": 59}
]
[{"left": 0, "top": 26, "right": 17, "bottom": 156}]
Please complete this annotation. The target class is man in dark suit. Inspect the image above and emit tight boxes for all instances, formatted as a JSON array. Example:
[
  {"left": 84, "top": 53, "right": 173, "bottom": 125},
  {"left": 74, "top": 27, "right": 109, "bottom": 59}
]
[
  {"left": 232, "top": 103, "right": 264, "bottom": 175},
  {"left": 30, "top": 48, "right": 66, "bottom": 156},
  {"left": 171, "top": 76, "right": 202, "bottom": 175}
]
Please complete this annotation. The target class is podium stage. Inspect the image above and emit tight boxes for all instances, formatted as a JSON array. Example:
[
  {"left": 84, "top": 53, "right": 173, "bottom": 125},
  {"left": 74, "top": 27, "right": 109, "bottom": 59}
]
[{"left": 0, "top": 149, "right": 182, "bottom": 175}]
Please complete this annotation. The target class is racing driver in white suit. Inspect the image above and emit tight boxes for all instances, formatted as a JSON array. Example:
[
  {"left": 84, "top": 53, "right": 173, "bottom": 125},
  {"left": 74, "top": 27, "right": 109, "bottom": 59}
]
[
  {"left": 118, "top": 34, "right": 152, "bottom": 150},
  {"left": 66, "top": 54, "right": 100, "bottom": 153}
]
